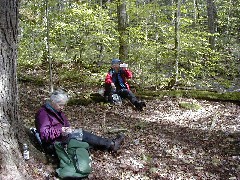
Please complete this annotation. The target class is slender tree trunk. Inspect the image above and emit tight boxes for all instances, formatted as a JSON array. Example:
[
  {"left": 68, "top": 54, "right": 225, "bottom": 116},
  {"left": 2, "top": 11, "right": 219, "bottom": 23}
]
[
  {"left": 45, "top": 0, "right": 53, "bottom": 92},
  {"left": 117, "top": 0, "right": 128, "bottom": 60},
  {"left": 174, "top": 0, "right": 181, "bottom": 84},
  {"left": 226, "top": 0, "right": 232, "bottom": 41},
  {"left": 154, "top": 12, "right": 159, "bottom": 90},
  {"left": 0, "top": 0, "right": 29, "bottom": 179},
  {"left": 193, "top": 0, "right": 197, "bottom": 26},
  {"left": 97, "top": 1, "right": 104, "bottom": 61},
  {"left": 207, "top": 0, "right": 217, "bottom": 49},
  {"left": 171, "top": 0, "right": 174, "bottom": 23}
]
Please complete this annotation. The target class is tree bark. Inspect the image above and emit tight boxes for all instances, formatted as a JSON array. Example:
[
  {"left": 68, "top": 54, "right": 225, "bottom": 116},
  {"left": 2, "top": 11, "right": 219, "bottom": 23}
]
[
  {"left": 193, "top": 0, "right": 197, "bottom": 26},
  {"left": 44, "top": 0, "right": 53, "bottom": 92},
  {"left": 173, "top": 0, "right": 181, "bottom": 85},
  {"left": 117, "top": 0, "right": 128, "bottom": 60},
  {"left": 0, "top": 0, "right": 29, "bottom": 179},
  {"left": 207, "top": 0, "right": 217, "bottom": 49}
]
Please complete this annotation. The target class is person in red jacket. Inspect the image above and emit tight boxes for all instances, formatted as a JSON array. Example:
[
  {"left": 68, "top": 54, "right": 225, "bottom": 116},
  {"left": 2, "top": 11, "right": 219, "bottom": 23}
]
[{"left": 104, "top": 58, "right": 146, "bottom": 111}]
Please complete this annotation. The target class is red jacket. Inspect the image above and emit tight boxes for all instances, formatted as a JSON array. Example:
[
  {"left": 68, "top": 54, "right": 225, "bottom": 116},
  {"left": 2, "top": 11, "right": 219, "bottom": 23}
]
[{"left": 105, "top": 69, "right": 132, "bottom": 90}]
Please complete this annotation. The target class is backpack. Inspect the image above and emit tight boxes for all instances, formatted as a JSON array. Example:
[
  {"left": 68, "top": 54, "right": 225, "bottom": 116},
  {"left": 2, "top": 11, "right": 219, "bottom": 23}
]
[{"left": 54, "top": 139, "right": 92, "bottom": 179}]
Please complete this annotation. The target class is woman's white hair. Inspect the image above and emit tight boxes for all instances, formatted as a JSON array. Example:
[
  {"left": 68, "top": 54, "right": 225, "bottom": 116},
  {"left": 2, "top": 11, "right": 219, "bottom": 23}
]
[{"left": 50, "top": 89, "right": 69, "bottom": 104}]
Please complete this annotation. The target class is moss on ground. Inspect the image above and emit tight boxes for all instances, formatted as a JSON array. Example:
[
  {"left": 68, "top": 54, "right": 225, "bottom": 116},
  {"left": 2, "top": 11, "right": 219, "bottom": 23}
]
[
  {"left": 137, "top": 89, "right": 240, "bottom": 102},
  {"left": 17, "top": 72, "right": 240, "bottom": 105},
  {"left": 18, "top": 75, "right": 45, "bottom": 86},
  {"left": 179, "top": 101, "right": 202, "bottom": 110}
]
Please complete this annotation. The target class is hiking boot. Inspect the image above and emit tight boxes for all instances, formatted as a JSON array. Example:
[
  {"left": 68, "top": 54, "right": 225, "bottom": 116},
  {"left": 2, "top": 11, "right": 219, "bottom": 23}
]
[
  {"left": 140, "top": 101, "right": 146, "bottom": 108},
  {"left": 110, "top": 134, "right": 125, "bottom": 152},
  {"left": 134, "top": 101, "right": 142, "bottom": 111},
  {"left": 134, "top": 101, "right": 146, "bottom": 111}
]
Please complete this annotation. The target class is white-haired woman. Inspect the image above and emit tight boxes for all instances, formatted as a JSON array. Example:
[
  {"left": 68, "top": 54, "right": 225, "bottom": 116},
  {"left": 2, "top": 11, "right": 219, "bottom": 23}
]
[{"left": 35, "top": 89, "right": 124, "bottom": 154}]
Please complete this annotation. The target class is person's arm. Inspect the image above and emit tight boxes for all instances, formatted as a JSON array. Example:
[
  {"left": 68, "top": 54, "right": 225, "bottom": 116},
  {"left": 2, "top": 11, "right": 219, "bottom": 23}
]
[
  {"left": 105, "top": 71, "right": 113, "bottom": 85},
  {"left": 105, "top": 71, "right": 116, "bottom": 90},
  {"left": 121, "top": 69, "right": 133, "bottom": 79},
  {"left": 35, "top": 109, "right": 62, "bottom": 143}
]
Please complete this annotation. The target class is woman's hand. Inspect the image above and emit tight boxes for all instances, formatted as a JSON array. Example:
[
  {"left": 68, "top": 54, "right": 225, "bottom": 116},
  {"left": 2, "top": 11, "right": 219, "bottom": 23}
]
[{"left": 62, "top": 127, "right": 73, "bottom": 136}]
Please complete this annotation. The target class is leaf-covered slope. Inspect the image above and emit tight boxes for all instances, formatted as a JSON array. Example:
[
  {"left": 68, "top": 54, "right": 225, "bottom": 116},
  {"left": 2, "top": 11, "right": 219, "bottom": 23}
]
[{"left": 19, "top": 83, "right": 240, "bottom": 179}]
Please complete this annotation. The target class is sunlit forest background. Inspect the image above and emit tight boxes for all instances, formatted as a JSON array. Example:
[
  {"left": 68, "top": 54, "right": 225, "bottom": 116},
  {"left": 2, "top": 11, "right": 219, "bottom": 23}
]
[{"left": 18, "top": 0, "right": 240, "bottom": 91}]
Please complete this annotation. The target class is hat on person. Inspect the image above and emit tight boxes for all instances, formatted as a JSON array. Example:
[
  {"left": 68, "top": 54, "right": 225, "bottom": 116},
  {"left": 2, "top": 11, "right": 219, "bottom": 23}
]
[{"left": 111, "top": 58, "right": 121, "bottom": 65}]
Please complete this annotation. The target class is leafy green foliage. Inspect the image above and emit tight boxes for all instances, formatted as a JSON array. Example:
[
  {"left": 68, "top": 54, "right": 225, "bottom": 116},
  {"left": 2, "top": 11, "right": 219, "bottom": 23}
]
[{"left": 18, "top": 0, "right": 240, "bottom": 93}]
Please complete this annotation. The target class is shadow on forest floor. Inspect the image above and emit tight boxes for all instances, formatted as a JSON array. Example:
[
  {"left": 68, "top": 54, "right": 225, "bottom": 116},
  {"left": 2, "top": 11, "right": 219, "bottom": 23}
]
[{"left": 19, "top": 82, "right": 240, "bottom": 179}]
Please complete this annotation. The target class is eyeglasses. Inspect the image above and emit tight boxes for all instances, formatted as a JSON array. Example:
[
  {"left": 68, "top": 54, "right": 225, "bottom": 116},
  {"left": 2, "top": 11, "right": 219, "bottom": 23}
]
[
  {"left": 57, "top": 103, "right": 66, "bottom": 107},
  {"left": 53, "top": 102, "right": 66, "bottom": 110}
]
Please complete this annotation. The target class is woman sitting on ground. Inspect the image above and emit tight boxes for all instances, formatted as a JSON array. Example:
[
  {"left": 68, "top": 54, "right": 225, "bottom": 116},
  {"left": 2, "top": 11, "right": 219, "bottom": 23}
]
[{"left": 35, "top": 89, "right": 125, "bottom": 154}]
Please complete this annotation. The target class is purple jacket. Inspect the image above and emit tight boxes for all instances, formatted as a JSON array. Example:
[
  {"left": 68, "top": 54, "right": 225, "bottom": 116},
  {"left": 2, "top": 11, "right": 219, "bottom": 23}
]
[{"left": 35, "top": 103, "right": 70, "bottom": 145}]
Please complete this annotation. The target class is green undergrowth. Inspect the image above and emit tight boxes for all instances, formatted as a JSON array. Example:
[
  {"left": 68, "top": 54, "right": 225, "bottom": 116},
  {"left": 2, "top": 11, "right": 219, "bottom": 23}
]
[
  {"left": 68, "top": 93, "right": 106, "bottom": 106},
  {"left": 18, "top": 74, "right": 45, "bottom": 86},
  {"left": 67, "top": 90, "right": 240, "bottom": 107},
  {"left": 137, "top": 89, "right": 240, "bottom": 102},
  {"left": 17, "top": 70, "right": 240, "bottom": 105}
]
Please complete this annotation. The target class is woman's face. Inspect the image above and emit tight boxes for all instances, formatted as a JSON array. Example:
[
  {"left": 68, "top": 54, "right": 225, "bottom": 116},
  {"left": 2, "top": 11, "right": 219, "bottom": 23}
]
[{"left": 51, "top": 101, "right": 66, "bottom": 111}]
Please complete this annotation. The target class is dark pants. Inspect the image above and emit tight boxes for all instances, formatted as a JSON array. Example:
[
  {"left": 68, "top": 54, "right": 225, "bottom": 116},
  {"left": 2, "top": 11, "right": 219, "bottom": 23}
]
[
  {"left": 82, "top": 130, "right": 112, "bottom": 150},
  {"left": 42, "top": 130, "right": 112, "bottom": 154},
  {"left": 104, "top": 84, "right": 138, "bottom": 105}
]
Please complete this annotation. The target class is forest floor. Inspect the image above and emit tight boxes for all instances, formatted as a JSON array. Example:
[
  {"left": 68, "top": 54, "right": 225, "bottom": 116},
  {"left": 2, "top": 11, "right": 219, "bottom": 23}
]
[{"left": 19, "top": 81, "right": 240, "bottom": 180}]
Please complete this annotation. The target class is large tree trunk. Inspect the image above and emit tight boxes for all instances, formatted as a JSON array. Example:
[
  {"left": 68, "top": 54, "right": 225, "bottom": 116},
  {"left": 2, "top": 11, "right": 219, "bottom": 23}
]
[
  {"left": 117, "top": 0, "right": 128, "bottom": 60},
  {"left": 0, "top": 0, "right": 29, "bottom": 179}
]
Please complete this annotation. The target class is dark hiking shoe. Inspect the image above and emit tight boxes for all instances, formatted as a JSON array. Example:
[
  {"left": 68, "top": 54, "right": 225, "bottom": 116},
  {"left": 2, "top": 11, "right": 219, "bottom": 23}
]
[
  {"left": 140, "top": 101, "right": 146, "bottom": 108},
  {"left": 134, "top": 101, "right": 146, "bottom": 111},
  {"left": 134, "top": 101, "right": 142, "bottom": 111},
  {"left": 110, "top": 134, "right": 125, "bottom": 152}
]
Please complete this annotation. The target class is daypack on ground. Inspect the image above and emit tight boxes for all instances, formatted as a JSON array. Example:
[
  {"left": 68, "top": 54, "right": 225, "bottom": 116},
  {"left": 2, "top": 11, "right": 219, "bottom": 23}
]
[{"left": 54, "top": 139, "right": 92, "bottom": 179}]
